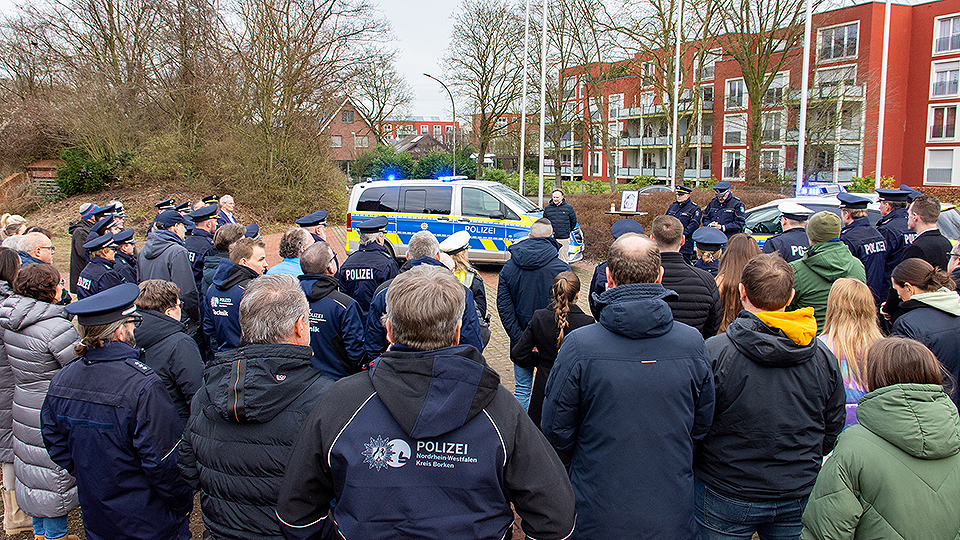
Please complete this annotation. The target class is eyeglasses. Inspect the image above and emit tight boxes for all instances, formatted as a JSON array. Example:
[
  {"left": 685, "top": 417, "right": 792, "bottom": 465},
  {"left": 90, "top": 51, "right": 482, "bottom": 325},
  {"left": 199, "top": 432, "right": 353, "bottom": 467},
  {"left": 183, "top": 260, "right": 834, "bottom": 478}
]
[
  {"left": 125, "top": 315, "right": 142, "bottom": 328},
  {"left": 39, "top": 245, "right": 55, "bottom": 252}
]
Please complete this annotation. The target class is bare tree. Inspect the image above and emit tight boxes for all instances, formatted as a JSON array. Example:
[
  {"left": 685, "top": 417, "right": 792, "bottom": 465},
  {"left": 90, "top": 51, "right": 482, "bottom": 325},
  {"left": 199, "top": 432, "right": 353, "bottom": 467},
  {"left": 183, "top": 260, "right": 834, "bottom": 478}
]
[
  {"left": 444, "top": 0, "right": 524, "bottom": 180},
  {"left": 352, "top": 52, "right": 414, "bottom": 144}
]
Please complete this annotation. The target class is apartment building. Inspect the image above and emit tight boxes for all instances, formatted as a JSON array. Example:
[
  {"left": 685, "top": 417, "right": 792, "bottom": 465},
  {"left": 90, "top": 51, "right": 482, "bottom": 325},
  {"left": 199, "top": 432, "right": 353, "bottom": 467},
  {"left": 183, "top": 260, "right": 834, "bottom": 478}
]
[{"left": 381, "top": 117, "right": 459, "bottom": 147}]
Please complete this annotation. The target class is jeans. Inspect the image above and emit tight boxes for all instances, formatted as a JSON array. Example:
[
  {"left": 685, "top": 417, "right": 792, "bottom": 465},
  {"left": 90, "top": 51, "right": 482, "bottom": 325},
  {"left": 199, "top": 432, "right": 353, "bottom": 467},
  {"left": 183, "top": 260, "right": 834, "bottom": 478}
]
[
  {"left": 694, "top": 477, "right": 807, "bottom": 540},
  {"left": 514, "top": 365, "right": 533, "bottom": 411},
  {"left": 33, "top": 515, "right": 68, "bottom": 539}
]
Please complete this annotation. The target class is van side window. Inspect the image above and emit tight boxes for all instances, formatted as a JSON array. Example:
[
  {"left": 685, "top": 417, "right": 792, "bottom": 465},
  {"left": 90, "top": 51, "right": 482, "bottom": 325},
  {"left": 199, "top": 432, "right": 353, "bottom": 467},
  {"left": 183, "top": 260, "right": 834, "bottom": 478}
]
[
  {"left": 356, "top": 187, "right": 400, "bottom": 212},
  {"left": 462, "top": 187, "right": 517, "bottom": 220},
  {"left": 400, "top": 186, "right": 452, "bottom": 215}
]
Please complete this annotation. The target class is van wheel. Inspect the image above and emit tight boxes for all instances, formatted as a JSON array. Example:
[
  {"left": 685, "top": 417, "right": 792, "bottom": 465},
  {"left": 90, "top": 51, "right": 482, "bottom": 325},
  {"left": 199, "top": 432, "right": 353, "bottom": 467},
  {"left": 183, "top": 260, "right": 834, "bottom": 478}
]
[{"left": 385, "top": 241, "right": 401, "bottom": 265}]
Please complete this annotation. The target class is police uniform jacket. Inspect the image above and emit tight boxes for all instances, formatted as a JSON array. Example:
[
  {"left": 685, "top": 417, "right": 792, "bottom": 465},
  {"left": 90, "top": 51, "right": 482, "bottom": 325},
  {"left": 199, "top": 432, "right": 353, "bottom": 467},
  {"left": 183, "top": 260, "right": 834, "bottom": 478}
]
[
  {"left": 114, "top": 250, "right": 138, "bottom": 285},
  {"left": 185, "top": 229, "right": 217, "bottom": 292},
  {"left": 203, "top": 259, "right": 259, "bottom": 351},
  {"left": 77, "top": 256, "right": 127, "bottom": 300},
  {"left": 667, "top": 199, "right": 703, "bottom": 256},
  {"left": 542, "top": 200, "right": 578, "bottom": 239},
  {"left": 876, "top": 208, "right": 914, "bottom": 302},
  {"left": 762, "top": 227, "right": 810, "bottom": 263},
  {"left": 840, "top": 217, "right": 888, "bottom": 304},
  {"left": 41, "top": 341, "right": 192, "bottom": 540},
  {"left": 587, "top": 261, "right": 608, "bottom": 320},
  {"left": 180, "top": 343, "right": 332, "bottom": 540},
  {"left": 702, "top": 196, "right": 746, "bottom": 237},
  {"left": 69, "top": 219, "right": 93, "bottom": 294},
  {"left": 276, "top": 344, "right": 577, "bottom": 540},
  {"left": 299, "top": 274, "right": 366, "bottom": 380},
  {"left": 336, "top": 242, "right": 399, "bottom": 319},
  {"left": 694, "top": 258, "right": 719, "bottom": 277}
]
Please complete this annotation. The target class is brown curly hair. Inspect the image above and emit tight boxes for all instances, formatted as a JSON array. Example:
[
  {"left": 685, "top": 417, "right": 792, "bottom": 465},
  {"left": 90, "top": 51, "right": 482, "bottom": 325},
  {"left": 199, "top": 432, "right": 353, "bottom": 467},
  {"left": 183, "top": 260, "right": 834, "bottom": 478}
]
[{"left": 13, "top": 263, "right": 59, "bottom": 303}]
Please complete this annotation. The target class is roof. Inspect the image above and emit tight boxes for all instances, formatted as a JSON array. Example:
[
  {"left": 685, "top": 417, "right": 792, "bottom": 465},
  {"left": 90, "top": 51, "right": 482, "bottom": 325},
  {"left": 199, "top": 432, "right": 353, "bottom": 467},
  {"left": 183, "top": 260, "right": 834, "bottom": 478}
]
[
  {"left": 319, "top": 97, "right": 377, "bottom": 138},
  {"left": 393, "top": 134, "right": 447, "bottom": 152}
]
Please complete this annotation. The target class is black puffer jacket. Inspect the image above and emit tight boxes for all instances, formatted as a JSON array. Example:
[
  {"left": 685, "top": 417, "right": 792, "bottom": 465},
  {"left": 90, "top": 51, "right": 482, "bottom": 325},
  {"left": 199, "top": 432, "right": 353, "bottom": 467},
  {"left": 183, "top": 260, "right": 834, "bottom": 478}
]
[
  {"left": 179, "top": 344, "right": 333, "bottom": 540},
  {"left": 660, "top": 251, "right": 722, "bottom": 338},
  {"left": 892, "top": 290, "right": 960, "bottom": 408},
  {"left": 136, "top": 309, "right": 204, "bottom": 423}
]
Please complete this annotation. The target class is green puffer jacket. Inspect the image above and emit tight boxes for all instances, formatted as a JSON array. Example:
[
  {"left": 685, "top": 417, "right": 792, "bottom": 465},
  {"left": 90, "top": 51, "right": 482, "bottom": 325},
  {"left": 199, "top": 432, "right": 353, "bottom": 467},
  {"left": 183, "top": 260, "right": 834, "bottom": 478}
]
[
  {"left": 800, "top": 383, "right": 960, "bottom": 540},
  {"left": 789, "top": 241, "right": 866, "bottom": 333}
]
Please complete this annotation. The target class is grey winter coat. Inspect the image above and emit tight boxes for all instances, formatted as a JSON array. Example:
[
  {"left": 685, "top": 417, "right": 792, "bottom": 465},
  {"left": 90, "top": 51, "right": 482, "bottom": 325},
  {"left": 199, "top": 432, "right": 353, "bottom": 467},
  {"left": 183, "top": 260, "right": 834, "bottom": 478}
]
[
  {"left": 0, "top": 281, "right": 14, "bottom": 463},
  {"left": 138, "top": 230, "right": 200, "bottom": 323},
  {"left": 0, "top": 294, "right": 78, "bottom": 518}
]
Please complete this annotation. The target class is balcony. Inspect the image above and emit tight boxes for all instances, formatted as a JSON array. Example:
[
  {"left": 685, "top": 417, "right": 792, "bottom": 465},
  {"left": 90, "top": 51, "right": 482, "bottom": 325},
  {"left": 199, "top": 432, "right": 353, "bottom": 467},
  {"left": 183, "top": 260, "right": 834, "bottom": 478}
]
[
  {"left": 641, "top": 136, "right": 670, "bottom": 146},
  {"left": 616, "top": 137, "right": 643, "bottom": 147},
  {"left": 542, "top": 166, "right": 583, "bottom": 175},
  {"left": 810, "top": 84, "right": 865, "bottom": 100}
]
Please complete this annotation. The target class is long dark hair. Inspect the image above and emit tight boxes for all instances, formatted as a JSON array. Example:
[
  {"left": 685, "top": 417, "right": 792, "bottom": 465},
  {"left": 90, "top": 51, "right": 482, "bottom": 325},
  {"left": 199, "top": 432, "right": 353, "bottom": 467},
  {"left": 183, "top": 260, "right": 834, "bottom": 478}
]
[
  {"left": 892, "top": 258, "right": 955, "bottom": 292},
  {"left": 550, "top": 271, "right": 581, "bottom": 348},
  {"left": 0, "top": 247, "right": 20, "bottom": 285}
]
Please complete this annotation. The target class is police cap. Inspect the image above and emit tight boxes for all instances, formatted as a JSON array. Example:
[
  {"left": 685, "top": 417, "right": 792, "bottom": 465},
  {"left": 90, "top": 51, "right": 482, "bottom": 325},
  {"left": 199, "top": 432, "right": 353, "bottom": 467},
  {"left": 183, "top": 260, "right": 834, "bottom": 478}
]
[
  {"left": 202, "top": 195, "right": 219, "bottom": 205},
  {"left": 91, "top": 215, "right": 117, "bottom": 236},
  {"left": 440, "top": 230, "right": 471, "bottom": 254},
  {"left": 92, "top": 204, "right": 116, "bottom": 218},
  {"left": 296, "top": 210, "right": 328, "bottom": 227},
  {"left": 83, "top": 232, "right": 117, "bottom": 251},
  {"left": 155, "top": 210, "right": 189, "bottom": 229},
  {"left": 675, "top": 185, "right": 693, "bottom": 195},
  {"left": 778, "top": 201, "right": 813, "bottom": 222},
  {"left": 693, "top": 226, "right": 727, "bottom": 251},
  {"left": 245, "top": 223, "right": 261, "bottom": 239},
  {"left": 900, "top": 185, "right": 922, "bottom": 201},
  {"left": 66, "top": 283, "right": 140, "bottom": 326},
  {"left": 876, "top": 188, "right": 910, "bottom": 203},
  {"left": 837, "top": 192, "right": 869, "bottom": 210},
  {"left": 188, "top": 204, "right": 218, "bottom": 223},
  {"left": 611, "top": 218, "right": 644, "bottom": 238},
  {"left": 356, "top": 215, "right": 388, "bottom": 233},
  {"left": 110, "top": 201, "right": 126, "bottom": 218},
  {"left": 155, "top": 199, "right": 176, "bottom": 211},
  {"left": 713, "top": 180, "right": 732, "bottom": 192},
  {"left": 113, "top": 228, "right": 135, "bottom": 244},
  {"left": 174, "top": 201, "right": 191, "bottom": 213}
]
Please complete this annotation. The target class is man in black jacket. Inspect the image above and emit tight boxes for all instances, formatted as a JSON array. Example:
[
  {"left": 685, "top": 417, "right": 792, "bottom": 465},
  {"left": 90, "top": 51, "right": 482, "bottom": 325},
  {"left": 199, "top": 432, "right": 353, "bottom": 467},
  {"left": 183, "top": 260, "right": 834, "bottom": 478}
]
[
  {"left": 277, "top": 265, "right": 575, "bottom": 540},
  {"left": 651, "top": 215, "right": 722, "bottom": 338},
  {"left": 542, "top": 189, "right": 577, "bottom": 261},
  {"left": 69, "top": 203, "right": 97, "bottom": 294},
  {"left": 180, "top": 275, "right": 332, "bottom": 540},
  {"left": 694, "top": 254, "right": 845, "bottom": 539}
]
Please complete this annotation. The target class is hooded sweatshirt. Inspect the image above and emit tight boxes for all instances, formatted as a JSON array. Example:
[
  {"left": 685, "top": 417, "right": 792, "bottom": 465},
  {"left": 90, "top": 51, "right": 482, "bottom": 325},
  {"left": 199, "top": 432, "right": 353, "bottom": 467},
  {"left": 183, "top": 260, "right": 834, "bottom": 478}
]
[
  {"left": 202, "top": 259, "right": 260, "bottom": 351},
  {"left": 135, "top": 309, "right": 204, "bottom": 423},
  {"left": 277, "top": 345, "right": 576, "bottom": 540},
  {"left": 696, "top": 309, "right": 846, "bottom": 502},
  {"left": 893, "top": 288, "right": 960, "bottom": 408},
  {"left": 179, "top": 343, "right": 332, "bottom": 540},
  {"left": 496, "top": 236, "right": 571, "bottom": 343},
  {"left": 790, "top": 240, "right": 866, "bottom": 333},
  {"left": 801, "top": 383, "right": 960, "bottom": 540},
  {"left": 139, "top": 230, "right": 200, "bottom": 322}
]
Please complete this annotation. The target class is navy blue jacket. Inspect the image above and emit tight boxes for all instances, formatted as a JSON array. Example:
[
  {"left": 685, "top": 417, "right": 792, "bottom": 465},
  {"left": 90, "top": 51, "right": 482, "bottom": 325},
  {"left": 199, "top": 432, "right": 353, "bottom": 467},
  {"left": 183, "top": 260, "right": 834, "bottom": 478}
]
[
  {"left": 694, "top": 258, "right": 719, "bottom": 276},
  {"left": 702, "top": 195, "right": 746, "bottom": 237},
  {"left": 885, "top": 230, "right": 952, "bottom": 320},
  {"left": 335, "top": 242, "right": 399, "bottom": 320},
  {"left": 276, "top": 345, "right": 576, "bottom": 540},
  {"left": 136, "top": 309, "right": 203, "bottom": 423},
  {"left": 893, "top": 299, "right": 960, "bottom": 408},
  {"left": 762, "top": 226, "right": 809, "bottom": 263},
  {"left": 41, "top": 341, "right": 192, "bottom": 540},
  {"left": 69, "top": 219, "right": 93, "bottom": 294},
  {"left": 841, "top": 217, "right": 888, "bottom": 304},
  {"left": 203, "top": 259, "right": 260, "bottom": 351},
  {"left": 541, "top": 283, "right": 715, "bottom": 539},
  {"left": 667, "top": 198, "right": 703, "bottom": 256},
  {"left": 77, "top": 256, "right": 126, "bottom": 299},
  {"left": 299, "top": 274, "right": 366, "bottom": 379},
  {"left": 497, "top": 237, "right": 571, "bottom": 344},
  {"left": 217, "top": 210, "right": 238, "bottom": 226},
  {"left": 543, "top": 200, "right": 578, "bottom": 239},
  {"left": 365, "top": 257, "right": 483, "bottom": 358},
  {"left": 185, "top": 229, "right": 217, "bottom": 293},
  {"left": 587, "top": 261, "right": 608, "bottom": 320},
  {"left": 114, "top": 250, "right": 138, "bottom": 284},
  {"left": 17, "top": 251, "right": 42, "bottom": 267},
  {"left": 202, "top": 252, "right": 227, "bottom": 297},
  {"left": 877, "top": 208, "right": 914, "bottom": 298}
]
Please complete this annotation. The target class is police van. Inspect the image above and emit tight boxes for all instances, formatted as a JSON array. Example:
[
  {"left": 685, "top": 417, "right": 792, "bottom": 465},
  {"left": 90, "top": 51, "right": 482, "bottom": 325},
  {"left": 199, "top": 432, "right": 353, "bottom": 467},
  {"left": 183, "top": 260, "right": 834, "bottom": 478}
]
[{"left": 346, "top": 177, "right": 583, "bottom": 263}]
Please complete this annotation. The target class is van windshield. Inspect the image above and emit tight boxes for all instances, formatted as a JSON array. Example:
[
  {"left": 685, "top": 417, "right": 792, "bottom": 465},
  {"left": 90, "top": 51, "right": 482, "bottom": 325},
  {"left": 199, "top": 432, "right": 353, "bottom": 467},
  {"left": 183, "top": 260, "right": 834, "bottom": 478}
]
[{"left": 488, "top": 183, "right": 540, "bottom": 213}]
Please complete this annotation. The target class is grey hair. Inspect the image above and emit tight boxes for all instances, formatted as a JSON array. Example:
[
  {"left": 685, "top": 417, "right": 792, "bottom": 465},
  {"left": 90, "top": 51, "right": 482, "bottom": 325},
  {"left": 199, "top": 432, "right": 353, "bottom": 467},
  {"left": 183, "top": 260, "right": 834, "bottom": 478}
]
[
  {"left": 18, "top": 232, "right": 49, "bottom": 254},
  {"left": 530, "top": 218, "right": 553, "bottom": 238},
  {"left": 239, "top": 274, "right": 309, "bottom": 345},
  {"left": 278, "top": 228, "right": 313, "bottom": 259},
  {"left": 2, "top": 235, "right": 22, "bottom": 250},
  {"left": 360, "top": 231, "right": 381, "bottom": 245},
  {"left": 300, "top": 241, "right": 335, "bottom": 274},
  {"left": 386, "top": 265, "right": 465, "bottom": 350},
  {"left": 407, "top": 231, "right": 440, "bottom": 259}
]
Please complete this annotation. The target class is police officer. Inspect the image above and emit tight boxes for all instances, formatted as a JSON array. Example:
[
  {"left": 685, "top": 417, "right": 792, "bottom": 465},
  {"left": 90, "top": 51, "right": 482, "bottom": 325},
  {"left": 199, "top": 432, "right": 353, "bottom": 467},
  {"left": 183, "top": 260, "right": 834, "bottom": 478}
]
[
  {"left": 665, "top": 184, "right": 701, "bottom": 263},
  {"left": 41, "top": 284, "right": 193, "bottom": 540},
  {"left": 112, "top": 228, "right": 138, "bottom": 284},
  {"left": 876, "top": 188, "right": 914, "bottom": 304},
  {"left": 245, "top": 223, "right": 260, "bottom": 239},
  {"left": 296, "top": 210, "right": 328, "bottom": 243},
  {"left": 702, "top": 180, "right": 745, "bottom": 237},
  {"left": 761, "top": 202, "right": 812, "bottom": 263},
  {"left": 588, "top": 219, "right": 644, "bottom": 319},
  {"left": 147, "top": 199, "right": 176, "bottom": 235},
  {"left": 692, "top": 226, "right": 727, "bottom": 276},
  {"left": 298, "top": 241, "right": 366, "bottom": 379},
  {"left": 85, "top": 205, "right": 121, "bottom": 245},
  {"left": 336, "top": 216, "right": 399, "bottom": 320},
  {"left": 839, "top": 192, "right": 887, "bottom": 305},
  {"left": 78, "top": 233, "right": 127, "bottom": 299},
  {"left": 185, "top": 204, "right": 219, "bottom": 291}
]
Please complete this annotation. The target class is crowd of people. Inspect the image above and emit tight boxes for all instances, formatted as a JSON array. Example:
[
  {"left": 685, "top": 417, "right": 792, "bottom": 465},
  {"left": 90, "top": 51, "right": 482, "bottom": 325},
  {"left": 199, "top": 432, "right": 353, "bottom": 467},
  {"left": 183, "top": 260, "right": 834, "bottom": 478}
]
[{"left": 0, "top": 182, "right": 954, "bottom": 540}]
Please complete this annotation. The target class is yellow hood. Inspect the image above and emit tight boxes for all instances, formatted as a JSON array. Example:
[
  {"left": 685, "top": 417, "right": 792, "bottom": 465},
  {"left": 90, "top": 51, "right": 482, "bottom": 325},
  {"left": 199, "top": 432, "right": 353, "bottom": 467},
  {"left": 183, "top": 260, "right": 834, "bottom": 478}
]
[{"left": 754, "top": 307, "right": 817, "bottom": 346}]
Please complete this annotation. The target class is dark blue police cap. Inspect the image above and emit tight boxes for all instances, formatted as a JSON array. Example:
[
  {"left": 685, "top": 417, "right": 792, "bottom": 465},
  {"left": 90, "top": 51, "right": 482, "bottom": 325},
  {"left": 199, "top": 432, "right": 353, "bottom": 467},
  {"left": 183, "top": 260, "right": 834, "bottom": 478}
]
[
  {"left": 92, "top": 204, "right": 116, "bottom": 218},
  {"left": 676, "top": 185, "right": 693, "bottom": 195},
  {"left": 83, "top": 232, "right": 117, "bottom": 251},
  {"left": 113, "top": 229, "right": 135, "bottom": 244},
  {"left": 155, "top": 199, "right": 176, "bottom": 210},
  {"left": 875, "top": 188, "right": 910, "bottom": 203},
  {"left": 174, "top": 201, "right": 191, "bottom": 213},
  {"left": 202, "top": 195, "right": 219, "bottom": 205},
  {"left": 66, "top": 282, "right": 140, "bottom": 326},
  {"left": 188, "top": 204, "right": 219, "bottom": 223},
  {"left": 155, "top": 210, "right": 189, "bottom": 229},
  {"left": 611, "top": 218, "right": 644, "bottom": 238},
  {"left": 91, "top": 215, "right": 117, "bottom": 236},
  {"left": 356, "top": 215, "right": 388, "bottom": 233},
  {"left": 713, "top": 181, "right": 732, "bottom": 192},
  {"left": 900, "top": 185, "right": 922, "bottom": 201},
  {"left": 296, "top": 210, "right": 328, "bottom": 227},
  {"left": 693, "top": 226, "right": 727, "bottom": 251},
  {"left": 245, "top": 223, "right": 260, "bottom": 238},
  {"left": 837, "top": 192, "right": 869, "bottom": 209}
]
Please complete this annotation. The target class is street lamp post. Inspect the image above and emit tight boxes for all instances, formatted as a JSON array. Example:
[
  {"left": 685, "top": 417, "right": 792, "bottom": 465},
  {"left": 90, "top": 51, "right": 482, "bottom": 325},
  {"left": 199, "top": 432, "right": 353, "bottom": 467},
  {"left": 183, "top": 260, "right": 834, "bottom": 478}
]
[{"left": 424, "top": 73, "right": 457, "bottom": 177}]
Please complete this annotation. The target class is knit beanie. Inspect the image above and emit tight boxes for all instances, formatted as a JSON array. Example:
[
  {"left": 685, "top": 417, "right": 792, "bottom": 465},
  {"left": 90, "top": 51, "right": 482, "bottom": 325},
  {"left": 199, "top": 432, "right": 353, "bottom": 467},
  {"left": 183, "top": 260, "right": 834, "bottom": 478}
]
[{"left": 806, "top": 211, "right": 841, "bottom": 244}]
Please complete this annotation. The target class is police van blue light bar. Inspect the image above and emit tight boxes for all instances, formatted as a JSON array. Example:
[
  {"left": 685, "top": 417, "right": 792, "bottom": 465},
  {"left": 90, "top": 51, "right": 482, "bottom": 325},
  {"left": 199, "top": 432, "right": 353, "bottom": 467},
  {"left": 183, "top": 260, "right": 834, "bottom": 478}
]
[{"left": 437, "top": 175, "right": 469, "bottom": 182}]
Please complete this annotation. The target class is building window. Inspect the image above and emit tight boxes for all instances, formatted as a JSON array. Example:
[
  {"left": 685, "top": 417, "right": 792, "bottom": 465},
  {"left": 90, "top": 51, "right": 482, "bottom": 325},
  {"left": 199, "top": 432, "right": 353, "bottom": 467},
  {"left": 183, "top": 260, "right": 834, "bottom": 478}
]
[
  {"left": 399, "top": 124, "right": 414, "bottom": 134},
  {"left": 701, "top": 50, "right": 720, "bottom": 80},
  {"left": 384, "top": 124, "right": 392, "bottom": 134},
  {"left": 927, "top": 149, "right": 955, "bottom": 184},
  {"left": 723, "top": 151, "right": 743, "bottom": 179},
  {"left": 725, "top": 114, "right": 746, "bottom": 145},
  {"left": 936, "top": 15, "right": 960, "bottom": 53},
  {"left": 762, "top": 112, "right": 782, "bottom": 141},
  {"left": 354, "top": 135, "right": 368, "bottom": 148},
  {"left": 931, "top": 106, "right": 958, "bottom": 139},
  {"left": 330, "top": 135, "right": 342, "bottom": 148},
  {"left": 433, "top": 125, "right": 441, "bottom": 137},
  {"left": 817, "top": 65, "right": 856, "bottom": 87},
  {"left": 446, "top": 125, "right": 453, "bottom": 133},
  {"left": 933, "top": 62, "right": 960, "bottom": 97},
  {"left": 764, "top": 73, "right": 786, "bottom": 104},
  {"left": 420, "top": 125, "right": 428, "bottom": 134},
  {"left": 609, "top": 94, "right": 623, "bottom": 119},
  {"left": 726, "top": 79, "right": 746, "bottom": 109},
  {"left": 341, "top": 110, "right": 354, "bottom": 123},
  {"left": 591, "top": 152, "right": 602, "bottom": 175},
  {"left": 702, "top": 85, "right": 714, "bottom": 104},
  {"left": 642, "top": 62, "right": 656, "bottom": 87},
  {"left": 819, "top": 22, "right": 858, "bottom": 61},
  {"left": 761, "top": 150, "right": 780, "bottom": 174}
]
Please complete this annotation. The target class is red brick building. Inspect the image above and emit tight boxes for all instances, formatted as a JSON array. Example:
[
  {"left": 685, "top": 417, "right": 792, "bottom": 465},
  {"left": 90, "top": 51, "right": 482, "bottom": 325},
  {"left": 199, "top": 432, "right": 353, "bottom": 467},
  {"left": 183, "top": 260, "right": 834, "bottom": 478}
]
[
  {"left": 380, "top": 117, "right": 459, "bottom": 147},
  {"left": 321, "top": 98, "right": 379, "bottom": 172}
]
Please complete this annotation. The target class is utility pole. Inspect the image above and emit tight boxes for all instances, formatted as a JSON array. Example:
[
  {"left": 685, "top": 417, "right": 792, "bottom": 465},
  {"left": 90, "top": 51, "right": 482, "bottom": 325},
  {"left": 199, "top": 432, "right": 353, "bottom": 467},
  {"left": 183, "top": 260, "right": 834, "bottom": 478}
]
[{"left": 424, "top": 73, "right": 457, "bottom": 177}]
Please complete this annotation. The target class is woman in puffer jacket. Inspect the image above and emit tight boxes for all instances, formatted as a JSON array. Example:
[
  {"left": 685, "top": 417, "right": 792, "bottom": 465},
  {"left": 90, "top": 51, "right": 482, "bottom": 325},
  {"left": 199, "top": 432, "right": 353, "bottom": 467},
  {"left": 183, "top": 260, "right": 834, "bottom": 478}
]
[
  {"left": 800, "top": 337, "right": 960, "bottom": 539},
  {"left": 0, "top": 263, "right": 79, "bottom": 540}
]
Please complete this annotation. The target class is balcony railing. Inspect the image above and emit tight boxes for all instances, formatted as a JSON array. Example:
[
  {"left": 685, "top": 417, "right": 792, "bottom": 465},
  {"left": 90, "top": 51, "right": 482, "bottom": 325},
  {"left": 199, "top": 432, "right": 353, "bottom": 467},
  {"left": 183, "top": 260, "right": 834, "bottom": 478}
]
[
  {"left": 933, "top": 79, "right": 959, "bottom": 97},
  {"left": 617, "top": 137, "right": 643, "bottom": 146},
  {"left": 542, "top": 166, "right": 583, "bottom": 175},
  {"left": 641, "top": 136, "right": 670, "bottom": 145}
]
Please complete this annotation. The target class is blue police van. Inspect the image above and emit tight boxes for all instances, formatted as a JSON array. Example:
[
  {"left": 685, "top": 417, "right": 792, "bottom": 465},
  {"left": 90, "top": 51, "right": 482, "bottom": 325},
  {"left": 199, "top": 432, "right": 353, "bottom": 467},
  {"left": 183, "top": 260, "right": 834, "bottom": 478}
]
[{"left": 346, "top": 177, "right": 584, "bottom": 263}]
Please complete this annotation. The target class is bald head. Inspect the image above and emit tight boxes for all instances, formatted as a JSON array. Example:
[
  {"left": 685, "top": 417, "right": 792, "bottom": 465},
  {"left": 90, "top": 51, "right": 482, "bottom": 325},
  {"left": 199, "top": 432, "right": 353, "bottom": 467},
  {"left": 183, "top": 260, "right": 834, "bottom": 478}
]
[
  {"left": 530, "top": 218, "right": 553, "bottom": 238},
  {"left": 607, "top": 234, "right": 661, "bottom": 286},
  {"left": 20, "top": 232, "right": 54, "bottom": 264}
]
